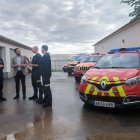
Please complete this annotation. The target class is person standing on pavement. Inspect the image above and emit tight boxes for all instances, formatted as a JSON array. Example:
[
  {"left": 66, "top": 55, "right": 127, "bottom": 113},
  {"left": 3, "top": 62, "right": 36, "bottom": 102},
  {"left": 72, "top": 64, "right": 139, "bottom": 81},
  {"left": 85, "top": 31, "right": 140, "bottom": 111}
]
[
  {"left": 0, "top": 57, "right": 6, "bottom": 101},
  {"left": 12, "top": 48, "right": 27, "bottom": 99},
  {"left": 40, "top": 45, "right": 52, "bottom": 107},
  {"left": 28, "top": 46, "right": 43, "bottom": 103}
]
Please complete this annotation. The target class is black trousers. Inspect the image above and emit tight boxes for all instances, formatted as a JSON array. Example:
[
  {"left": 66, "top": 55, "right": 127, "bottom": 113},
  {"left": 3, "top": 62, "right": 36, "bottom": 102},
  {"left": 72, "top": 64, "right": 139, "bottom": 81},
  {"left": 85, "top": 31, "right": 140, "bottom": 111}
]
[
  {"left": 31, "top": 72, "right": 43, "bottom": 98},
  {"left": 42, "top": 75, "right": 52, "bottom": 103},
  {"left": 15, "top": 70, "right": 26, "bottom": 97},
  {"left": 0, "top": 78, "right": 3, "bottom": 98}
]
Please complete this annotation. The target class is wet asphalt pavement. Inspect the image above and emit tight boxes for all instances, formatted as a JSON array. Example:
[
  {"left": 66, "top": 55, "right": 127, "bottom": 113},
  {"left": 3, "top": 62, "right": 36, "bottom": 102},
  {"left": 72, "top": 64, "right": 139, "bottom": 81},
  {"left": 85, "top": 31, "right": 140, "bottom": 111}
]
[{"left": 0, "top": 72, "right": 140, "bottom": 140}]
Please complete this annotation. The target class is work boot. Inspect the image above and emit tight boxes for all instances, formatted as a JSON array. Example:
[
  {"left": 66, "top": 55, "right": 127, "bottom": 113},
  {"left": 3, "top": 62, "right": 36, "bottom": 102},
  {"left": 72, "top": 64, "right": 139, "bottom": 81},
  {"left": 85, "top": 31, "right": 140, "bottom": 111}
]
[
  {"left": 42, "top": 102, "right": 52, "bottom": 108},
  {"left": 13, "top": 95, "right": 19, "bottom": 100},
  {"left": 0, "top": 97, "right": 7, "bottom": 101},
  {"left": 23, "top": 96, "right": 26, "bottom": 99},
  {"left": 29, "top": 95, "right": 38, "bottom": 100},
  {"left": 36, "top": 98, "right": 45, "bottom": 104}
]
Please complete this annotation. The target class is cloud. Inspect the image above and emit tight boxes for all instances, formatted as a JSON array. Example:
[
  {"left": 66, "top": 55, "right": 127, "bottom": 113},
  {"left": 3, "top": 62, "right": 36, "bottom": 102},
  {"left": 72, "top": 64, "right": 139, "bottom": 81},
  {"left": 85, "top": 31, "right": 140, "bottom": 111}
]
[{"left": 0, "top": 0, "right": 133, "bottom": 53}]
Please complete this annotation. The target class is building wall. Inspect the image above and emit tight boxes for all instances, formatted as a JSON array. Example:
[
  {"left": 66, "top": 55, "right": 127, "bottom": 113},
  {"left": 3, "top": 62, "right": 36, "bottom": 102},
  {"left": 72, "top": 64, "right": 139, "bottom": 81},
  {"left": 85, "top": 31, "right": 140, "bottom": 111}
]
[
  {"left": 0, "top": 41, "right": 32, "bottom": 78},
  {"left": 94, "top": 22, "right": 140, "bottom": 53}
]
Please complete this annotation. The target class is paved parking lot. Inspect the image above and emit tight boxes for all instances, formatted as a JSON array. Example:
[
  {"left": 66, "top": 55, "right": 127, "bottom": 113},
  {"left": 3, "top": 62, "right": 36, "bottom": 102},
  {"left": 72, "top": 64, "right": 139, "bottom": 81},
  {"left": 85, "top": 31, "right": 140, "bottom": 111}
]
[{"left": 0, "top": 72, "right": 140, "bottom": 140}]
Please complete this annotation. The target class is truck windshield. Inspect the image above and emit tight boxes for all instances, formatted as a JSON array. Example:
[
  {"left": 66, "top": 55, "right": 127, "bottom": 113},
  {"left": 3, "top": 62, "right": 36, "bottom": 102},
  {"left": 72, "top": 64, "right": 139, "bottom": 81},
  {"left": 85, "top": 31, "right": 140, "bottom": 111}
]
[
  {"left": 82, "top": 56, "right": 102, "bottom": 62},
  {"left": 94, "top": 53, "right": 140, "bottom": 68},
  {"left": 71, "top": 55, "right": 85, "bottom": 61}
]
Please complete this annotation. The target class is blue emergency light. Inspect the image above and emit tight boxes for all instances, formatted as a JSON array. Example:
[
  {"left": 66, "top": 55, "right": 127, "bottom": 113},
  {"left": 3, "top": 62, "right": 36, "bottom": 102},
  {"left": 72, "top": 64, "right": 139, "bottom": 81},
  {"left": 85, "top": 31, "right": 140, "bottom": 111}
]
[{"left": 109, "top": 47, "right": 140, "bottom": 53}]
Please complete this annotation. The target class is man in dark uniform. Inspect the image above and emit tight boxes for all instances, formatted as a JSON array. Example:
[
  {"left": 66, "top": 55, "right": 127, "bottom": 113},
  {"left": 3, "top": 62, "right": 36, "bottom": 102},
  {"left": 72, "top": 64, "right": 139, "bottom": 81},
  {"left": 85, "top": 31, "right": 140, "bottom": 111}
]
[
  {"left": 41, "top": 45, "right": 52, "bottom": 107},
  {"left": 0, "top": 57, "right": 6, "bottom": 101},
  {"left": 29, "top": 46, "right": 43, "bottom": 103}
]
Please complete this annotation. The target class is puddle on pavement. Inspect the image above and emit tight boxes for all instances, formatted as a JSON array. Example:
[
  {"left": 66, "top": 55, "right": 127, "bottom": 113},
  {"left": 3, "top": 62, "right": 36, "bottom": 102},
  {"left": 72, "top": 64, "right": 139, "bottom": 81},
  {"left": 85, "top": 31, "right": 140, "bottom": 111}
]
[
  {"left": 0, "top": 109, "right": 53, "bottom": 140},
  {"left": 1, "top": 109, "right": 140, "bottom": 140},
  {"left": 87, "top": 132, "right": 140, "bottom": 140}
]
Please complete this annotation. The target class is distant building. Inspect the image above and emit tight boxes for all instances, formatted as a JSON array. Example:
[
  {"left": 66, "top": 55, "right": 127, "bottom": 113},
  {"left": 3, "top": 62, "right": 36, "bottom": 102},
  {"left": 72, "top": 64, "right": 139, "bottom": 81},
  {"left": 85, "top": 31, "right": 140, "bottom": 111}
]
[
  {"left": 94, "top": 17, "right": 140, "bottom": 53},
  {"left": 0, "top": 35, "right": 32, "bottom": 78},
  {"left": 51, "top": 54, "right": 74, "bottom": 71}
]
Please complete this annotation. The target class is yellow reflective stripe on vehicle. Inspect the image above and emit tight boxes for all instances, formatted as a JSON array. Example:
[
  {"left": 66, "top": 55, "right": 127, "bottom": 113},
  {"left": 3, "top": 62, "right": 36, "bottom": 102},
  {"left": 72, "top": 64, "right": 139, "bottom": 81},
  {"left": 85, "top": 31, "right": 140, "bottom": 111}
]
[
  {"left": 113, "top": 77, "right": 126, "bottom": 97},
  {"left": 106, "top": 79, "right": 115, "bottom": 97},
  {"left": 84, "top": 65, "right": 89, "bottom": 67},
  {"left": 117, "top": 85, "right": 126, "bottom": 97},
  {"left": 89, "top": 77, "right": 98, "bottom": 83},
  {"left": 108, "top": 89, "right": 115, "bottom": 97},
  {"left": 85, "top": 77, "right": 97, "bottom": 94},
  {"left": 85, "top": 84, "right": 92, "bottom": 94},
  {"left": 97, "top": 76, "right": 109, "bottom": 84},
  {"left": 92, "top": 88, "right": 98, "bottom": 95},
  {"left": 45, "top": 84, "right": 50, "bottom": 87}
]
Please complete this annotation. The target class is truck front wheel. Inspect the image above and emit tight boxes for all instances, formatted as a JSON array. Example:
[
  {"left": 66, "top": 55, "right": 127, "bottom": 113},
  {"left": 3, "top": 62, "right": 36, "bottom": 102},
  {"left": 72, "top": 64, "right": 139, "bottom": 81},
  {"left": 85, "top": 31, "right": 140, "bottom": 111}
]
[{"left": 75, "top": 76, "right": 81, "bottom": 82}]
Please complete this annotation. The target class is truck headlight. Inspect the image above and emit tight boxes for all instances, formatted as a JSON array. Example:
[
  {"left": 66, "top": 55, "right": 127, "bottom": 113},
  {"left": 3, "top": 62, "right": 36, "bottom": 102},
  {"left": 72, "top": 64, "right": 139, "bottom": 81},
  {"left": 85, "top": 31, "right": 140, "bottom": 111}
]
[
  {"left": 125, "top": 76, "right": 140, "bottom": 86},
  {"left": 74, "top": 66, "right": 79, "bottom": 70},
  {"left": 81, "top": 75, "right": 88, "bottom": 84}
]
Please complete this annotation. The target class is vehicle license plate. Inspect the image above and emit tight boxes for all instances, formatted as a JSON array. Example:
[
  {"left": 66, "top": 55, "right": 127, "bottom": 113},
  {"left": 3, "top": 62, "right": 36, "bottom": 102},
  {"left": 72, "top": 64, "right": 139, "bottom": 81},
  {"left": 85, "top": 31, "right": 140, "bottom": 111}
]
[{"left": 93, "top": 101, "right": 115, "bottom": 108}]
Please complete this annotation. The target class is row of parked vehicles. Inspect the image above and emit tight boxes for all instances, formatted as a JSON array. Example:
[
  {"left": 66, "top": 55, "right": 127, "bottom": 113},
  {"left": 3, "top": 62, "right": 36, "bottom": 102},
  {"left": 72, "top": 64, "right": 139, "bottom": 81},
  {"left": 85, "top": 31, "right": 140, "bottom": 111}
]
[{"left": 63, "top": 47, "right": 140, "bottom": 108}]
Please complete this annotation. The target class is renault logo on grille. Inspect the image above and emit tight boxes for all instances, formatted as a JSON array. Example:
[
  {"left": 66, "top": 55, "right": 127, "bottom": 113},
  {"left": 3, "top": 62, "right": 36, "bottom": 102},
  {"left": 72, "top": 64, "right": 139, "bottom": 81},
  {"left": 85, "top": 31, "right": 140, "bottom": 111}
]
[{"left": 101, "top": 81, "right": 107, "bottom": 89}]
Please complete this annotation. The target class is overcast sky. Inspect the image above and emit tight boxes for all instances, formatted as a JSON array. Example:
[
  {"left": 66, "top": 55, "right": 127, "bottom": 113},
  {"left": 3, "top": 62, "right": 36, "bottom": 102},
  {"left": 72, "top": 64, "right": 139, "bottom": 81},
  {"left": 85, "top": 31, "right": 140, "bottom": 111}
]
[{"left": 0, "top": 0, "right": 133, "bottom": 54}]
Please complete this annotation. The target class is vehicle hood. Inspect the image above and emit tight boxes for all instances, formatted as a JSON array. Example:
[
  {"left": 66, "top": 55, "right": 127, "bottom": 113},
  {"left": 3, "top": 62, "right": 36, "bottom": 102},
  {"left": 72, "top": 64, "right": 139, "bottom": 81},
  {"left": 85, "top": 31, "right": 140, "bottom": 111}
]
[
  {"left": 76, "top": 62, "right": 96, "bottom": 67},
  {"left": 85, "top": 68, "right": 140, "bottom": 82},
  {"left": 68, "top": 61, "right": 79, "bottom": 65}
]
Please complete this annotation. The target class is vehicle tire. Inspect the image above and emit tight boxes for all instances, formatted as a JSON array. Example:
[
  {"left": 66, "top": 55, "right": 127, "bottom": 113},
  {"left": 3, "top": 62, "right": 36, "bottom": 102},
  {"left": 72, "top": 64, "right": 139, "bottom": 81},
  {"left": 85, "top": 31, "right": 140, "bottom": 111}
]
[{"left": 75, "top": 76, "right": 81, "bottom": 82}]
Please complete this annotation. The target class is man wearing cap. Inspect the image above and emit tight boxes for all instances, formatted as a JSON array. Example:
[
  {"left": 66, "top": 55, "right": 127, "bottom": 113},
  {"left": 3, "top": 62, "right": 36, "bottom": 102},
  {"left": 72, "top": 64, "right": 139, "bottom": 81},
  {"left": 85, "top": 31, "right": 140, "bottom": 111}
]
[
  {"left": 40, "top": 45, "right": 52, "bottom": 107},
  {"left": 28, "top": 46, "right": 43, "bottom": 103}
]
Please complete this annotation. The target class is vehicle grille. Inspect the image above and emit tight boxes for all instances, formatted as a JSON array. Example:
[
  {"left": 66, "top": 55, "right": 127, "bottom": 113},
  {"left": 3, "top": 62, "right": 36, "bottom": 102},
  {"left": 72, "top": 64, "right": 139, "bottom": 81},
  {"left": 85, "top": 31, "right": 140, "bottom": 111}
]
[
  {"left": 80, "top": 66, "right": 90, "bottom": 70},
  {"left": 87, "top": 82, "right": 122, "bottom": 92},
  {"left": 79, "top": 92, "right": 124, "bottom": 104},
  {"left": 70, "top": 64, "right": 77, "bottom": 66}
]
